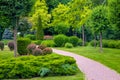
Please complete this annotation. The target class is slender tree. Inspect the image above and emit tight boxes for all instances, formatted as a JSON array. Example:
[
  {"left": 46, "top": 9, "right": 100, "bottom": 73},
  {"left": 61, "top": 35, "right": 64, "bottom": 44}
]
[
  {"left": 88, "top": 6, "right": 109, "bottom": 52},
  {"left": 0, "top": 0, "right": 33, "bottom": 56}
]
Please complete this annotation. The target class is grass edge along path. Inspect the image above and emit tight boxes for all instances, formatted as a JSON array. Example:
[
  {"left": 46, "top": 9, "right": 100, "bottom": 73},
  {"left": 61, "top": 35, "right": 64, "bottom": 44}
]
[
  {"left": 56, "top": 46, "right": 120, "bottom": 73},
  {"left": 53, "top": 48, "right": 120, "bottom": 80}
]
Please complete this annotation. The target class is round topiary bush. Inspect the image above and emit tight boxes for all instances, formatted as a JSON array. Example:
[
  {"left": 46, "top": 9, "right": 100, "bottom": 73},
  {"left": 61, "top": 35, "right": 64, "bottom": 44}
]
[
  {"left": 17, "top": 38, "right": 31, "bottom": 55},
  {"left": 69, "top": 36, "right": 79, "bottom": 47},
  {"left": 38, "top": 45, "right": 47, "bottom": 50},
  {"left": 43, "top": 48, "right": 53, "bottom": 55},
  {"left": 8, "top": 41, "right": 14, "bottom": 51},
  {"left": 27, "top": 44, "right": 36, "bottom": 54},
  {"left": 33, "top": 48, "right": 43, "bottom": 56},
  {"left": 65, "top": 43, "right": 73, "bottom": 48},
  {"left": 0, "top": 41, "right": 4, "bottom": 51},
  {"left": 53, "top": 34, "right": 69, "bottom": 47}
]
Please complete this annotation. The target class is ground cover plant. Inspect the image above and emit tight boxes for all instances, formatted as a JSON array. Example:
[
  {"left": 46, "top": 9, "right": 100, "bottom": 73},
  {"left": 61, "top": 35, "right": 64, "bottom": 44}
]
[
  {"left": 57, "top": 47, "right": 120, "bottom": 73},
  {"left": 0, "top": 47, "right": 84, "bottom": 80}
]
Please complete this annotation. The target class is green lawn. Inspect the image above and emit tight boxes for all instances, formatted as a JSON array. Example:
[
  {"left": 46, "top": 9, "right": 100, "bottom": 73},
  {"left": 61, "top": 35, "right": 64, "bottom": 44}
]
[
  {"left": 0, "top": 46, "right": 84, "bottom": 80},
  {"left": 57, "top": 46, "right": 120, "bottom": 73}
]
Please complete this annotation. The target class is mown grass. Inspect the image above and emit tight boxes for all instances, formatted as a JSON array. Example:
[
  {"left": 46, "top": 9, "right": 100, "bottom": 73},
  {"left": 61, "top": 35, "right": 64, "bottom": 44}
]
[
  {"left": 0, "top": 46, "right": 84, "bottom": 80},
  {"left": 57, "top": 46, "right": 120, "bottom": 73}
]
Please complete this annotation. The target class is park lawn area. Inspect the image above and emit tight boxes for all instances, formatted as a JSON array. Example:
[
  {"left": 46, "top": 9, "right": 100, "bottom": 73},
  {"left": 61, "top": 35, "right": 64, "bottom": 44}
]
[
  {"left": 0, "top": 46, "right": 84, "bottom": 80},
  {"left": 57, "top": 46, "right": 120, "bottom": 73}
]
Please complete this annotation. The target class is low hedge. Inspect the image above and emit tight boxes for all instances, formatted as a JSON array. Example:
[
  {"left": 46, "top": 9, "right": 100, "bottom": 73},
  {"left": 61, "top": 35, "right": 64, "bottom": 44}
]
[
  {"left": 17, "top": 38, "right": 31, "bottom": 55},
  {"left": 0, "top": 54, "right": 78, "bottom": 79}
]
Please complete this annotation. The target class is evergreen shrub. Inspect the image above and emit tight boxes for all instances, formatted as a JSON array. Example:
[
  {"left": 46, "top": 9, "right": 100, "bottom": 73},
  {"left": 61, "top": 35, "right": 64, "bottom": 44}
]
[
  {"left": 17, "top": 38, "right": 31, "bottom": 55},
  {"left": 53, "top": 34, "right": 69, "bottom": 47},
  {"left": 69, "top": 36, "right": 79, "bottom": 46},
  {"left": 65, "top": 43, "right": 73, "bottom": 48},
  {"left": 0, "top": 41, "right": 4, "bottom": 51},
  {"left": 0, "top": 54, "right": 78, "bottom": 79}
]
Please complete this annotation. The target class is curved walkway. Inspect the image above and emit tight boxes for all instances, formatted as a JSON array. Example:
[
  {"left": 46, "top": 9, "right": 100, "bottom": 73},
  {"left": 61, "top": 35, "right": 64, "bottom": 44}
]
[{"left": 53, "top": 49, "right": 120, "bottom": 80}]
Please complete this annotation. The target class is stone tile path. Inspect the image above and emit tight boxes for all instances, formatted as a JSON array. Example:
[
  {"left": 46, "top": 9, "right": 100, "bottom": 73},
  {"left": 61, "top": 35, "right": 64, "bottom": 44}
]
[{"left": 53, "top": 49, "right": 120, "bottom": 80}]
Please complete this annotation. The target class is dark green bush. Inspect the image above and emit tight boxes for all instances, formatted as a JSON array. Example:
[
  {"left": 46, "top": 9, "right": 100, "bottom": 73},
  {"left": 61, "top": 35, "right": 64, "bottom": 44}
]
[
  {"left": 8, "top": 41, "right": 14, "bottom": 51},
  {"left": 27, "top": 44, "right": 36, "bottom": 54},
  {"left": 24, "top": 34, "right": 36, "bottom": 40},
  {"left": 0, "top": 54, "right": 78, "bottom": 79},
  {"left": 69, "top": 36, "right": 79, "bottom": 47},
  {"left": 0, "top": 41, "right": 4, "bottom": 51},
  {"left": 65, "top": 43, "right": 73, "bottom": 48},
  {"left": 98, "top": 40, "right": 120, "bottom": 49},
  {"left": 43, "top": 48, "right": 53, "bottom": 55},
  {"left": 17, "top": 38, "right": 31, "bottom": 55},
  {"left": 90, "top": 40, "right": 98, "bottom": 47},
  {"left": 53, "top": 34, "right": 69, "bottom": 47},
  {"left": 33, "top": 48, "right": 43, "bottom": 56},
  {"left": 41, "top": 40, "right": 55, "bottom": 47},
  {"left": 77, "top": 39, "right": 83, "bottom": 46}
]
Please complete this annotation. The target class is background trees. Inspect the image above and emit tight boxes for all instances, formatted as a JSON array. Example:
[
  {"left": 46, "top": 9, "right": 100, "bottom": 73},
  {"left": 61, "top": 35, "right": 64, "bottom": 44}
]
[{"left": 31, "top": 0, "right": 51, "bottom": 40}]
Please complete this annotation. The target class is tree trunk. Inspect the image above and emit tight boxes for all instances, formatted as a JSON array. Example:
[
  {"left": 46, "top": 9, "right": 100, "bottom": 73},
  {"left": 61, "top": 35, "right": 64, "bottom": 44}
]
[
  {"left": 13, "top": 18, "right": 18, "bottom": 57},
  {"left": 94, "top": 34, "right": 97, "bottom": 48},
  {"left": 82, "top": 25, "right": 85, "bottom": 46},
  {"left": 100, "top": 31, "right": 103, "bottom": 53}
]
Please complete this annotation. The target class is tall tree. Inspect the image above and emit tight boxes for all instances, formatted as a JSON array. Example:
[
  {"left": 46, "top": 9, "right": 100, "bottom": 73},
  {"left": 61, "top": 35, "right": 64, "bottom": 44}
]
[
  {"left": 0, "top": 0, "right": 33, "bottom": 56},
  {"left": 88, "top": 6, "right": 110, "bottom": 52},
  {"left": 67, "top": 0, "right": 92, "bottom": 46},
  {"left": 108, "top": 0, "right": 120, "bottom": 40},
  {"left": 31, "top": 0, "right": 51, "bottom": 40}
]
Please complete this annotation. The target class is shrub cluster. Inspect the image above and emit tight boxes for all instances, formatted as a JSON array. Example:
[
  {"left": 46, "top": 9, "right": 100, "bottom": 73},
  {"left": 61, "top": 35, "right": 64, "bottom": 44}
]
[
  {"left": 65, "top": 43, "right": 73, "bottom": 48},
  {"left": 0, "top": 54, "right": 78, "bottom": 79},
  {"left": 53, "top": 34, "right": 69, "bottom": 47},
  {"left": 0, "top": 41, "right": 4, "bottom": 51},
  {"left": 8, "top": 41, "right": 14, "bottom": 51},
  {"left": 27, "top": 44, "right": 52, "bottom": 56},
  {"left": 90, "top": 40, "right": 120, "bottom": 49},
  {"left": 17, "top": 38, "right": 31, "bottom": 55},
  {"left": 102, "top": 40, "right": 120, "bottom": 49},
  {"left": 41, "top": 40, "right": 55, "bottom": 47}
]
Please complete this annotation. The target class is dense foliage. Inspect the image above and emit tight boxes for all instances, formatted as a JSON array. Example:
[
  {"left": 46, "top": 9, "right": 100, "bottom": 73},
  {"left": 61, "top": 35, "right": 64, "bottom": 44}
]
[
  {"left": 17, "top": 38, "right": 31, "bottom": 55},
  {"left": 0, "top": 54, "right": 78, "bottom": 79}
]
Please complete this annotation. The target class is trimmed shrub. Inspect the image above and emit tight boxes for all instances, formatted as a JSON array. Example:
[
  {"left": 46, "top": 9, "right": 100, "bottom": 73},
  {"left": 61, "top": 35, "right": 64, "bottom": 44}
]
[
  {"left": 17, "top": 38, "right": 31, "bottom": 55},
  {"left": 69, "top": 36, "right": 79, "bottom": 47},
  {"left": 90, "top": 40, "right": 98, "bottom": 47},
  {"left": 27, "top": 44, "right": 36, "bottom": 54},
  {"left": 38, "top": 45, "right": 47, "bottom": 50},
  {"left": 77, "top": 39, "right": 83, "bottom": 46},
  {"left": 0, "top": 41, "right": 4, "bottom": 51},
  {"left": 65, "top": 43, "right": 73, "bottom": 48},
  {"left": 8, "top": 41, "right": 14, "bottom": 51},
  {"left": 33, "top": 48, "right": 43, "bottom": 56},
  {"left": 53, "top": 34, "right": 69, "bottom": 47},
  {"left": 24, "top": 34, "right": 36, "bottom": 40},
  {"left": 0, "top": 54, "right": 78, "bottom": 79},
  {"left": 41, "top": 40, "right": 55, "bottom": 47},
  {"left": 43, "top": 48, "right": 53, "bottom": 55}
]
